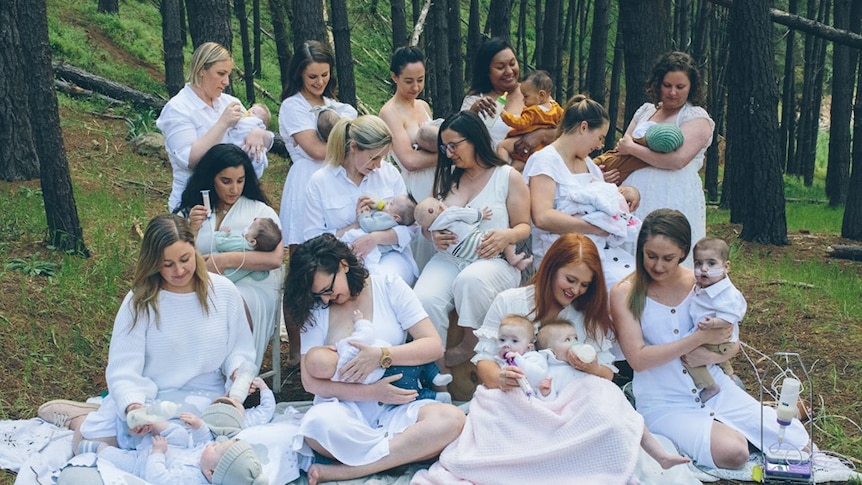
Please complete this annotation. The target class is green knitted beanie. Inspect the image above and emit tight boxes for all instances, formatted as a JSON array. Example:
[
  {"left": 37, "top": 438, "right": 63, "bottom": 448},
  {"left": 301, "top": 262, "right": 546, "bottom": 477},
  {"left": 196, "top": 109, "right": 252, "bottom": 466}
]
[{"left": 644, "top": 124, "right": 684, "bottom": 153}]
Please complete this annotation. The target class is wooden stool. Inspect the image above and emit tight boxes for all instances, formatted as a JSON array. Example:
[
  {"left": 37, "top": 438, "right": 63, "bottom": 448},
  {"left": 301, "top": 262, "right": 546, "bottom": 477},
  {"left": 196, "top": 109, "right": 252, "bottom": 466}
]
[{"left": 445, "top": 310, "right": 479, "bottom": 401}]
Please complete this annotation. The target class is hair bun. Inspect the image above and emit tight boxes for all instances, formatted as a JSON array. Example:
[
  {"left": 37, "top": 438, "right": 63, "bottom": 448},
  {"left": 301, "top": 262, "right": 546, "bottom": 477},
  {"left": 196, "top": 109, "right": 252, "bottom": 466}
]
[{"left": 644, "top": 124, "right": 684, "bottom": 153}]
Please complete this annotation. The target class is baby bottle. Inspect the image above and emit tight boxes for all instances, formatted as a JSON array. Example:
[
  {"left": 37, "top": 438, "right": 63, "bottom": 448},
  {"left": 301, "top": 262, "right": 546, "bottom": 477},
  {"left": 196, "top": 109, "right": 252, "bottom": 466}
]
[
  {"left": 569, "top": 342, "right": 597, "bottom": 363},
  {"left": 229, "top": 361, "right": 257, "bottom": 403},
  {"left": 481, "top": 92, "right": 508, "bottom": 129},
  {"left": 126, "top": 400, "right": 181, "bottom": 428},
  {"left": 365, "top": 194, "right": 386, "bottom": 211}
]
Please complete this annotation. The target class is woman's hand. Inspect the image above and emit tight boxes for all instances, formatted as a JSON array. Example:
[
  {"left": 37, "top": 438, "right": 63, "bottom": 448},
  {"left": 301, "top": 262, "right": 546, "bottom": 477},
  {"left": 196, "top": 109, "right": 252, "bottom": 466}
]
[
  {"left": 242, "top": 127, "right": 271, "bottom": 162},
  {"left": 514, "top": 129, "right": 553, "bottom": 156},
  {"left": 615, "top": 134, "right": 637, "bottom": 156},
  {"left": 350, "top": 233, "right": 378, "bottom": 258},
  {"left": 217, "top": 102, "right": 243, "bottom": 129},
  {"left": 470, "top": 95, "right": 499, "bottom": 119},
  {"left": 432, "top": 229, "right": 457, "bottom": 250},
  {"left": 337, "top": 341, "right": 385, "bottom": 383},
  {"left": 498, "top": 365, "right": 526, "bottom": 392},
  {"left": 567, "top": 349, "right": 600, "bottom": 375},
  {"left": 373, "top": 374, "right": 419, "bottom": 404},
  {"left": 601, "top": 167, "right": 622, "bottom": 185},
  {"left": 477, "top": 229, "right": 511, "bottom": 259},
  {"left": 572, "top": 215, "right": 610, "bottom": 238},
  {"left": 189, "top": 204, "right": 209, "bottom": 232}
]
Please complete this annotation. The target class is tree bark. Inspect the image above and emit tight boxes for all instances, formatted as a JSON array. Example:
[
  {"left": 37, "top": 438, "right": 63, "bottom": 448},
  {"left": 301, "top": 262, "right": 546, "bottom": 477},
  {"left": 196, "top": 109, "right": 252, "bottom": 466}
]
[
  {"left": 53, "top": 62, "right": 166, "bottom": 110},
  {"left": 586, "top": 0, "right": 609, "bottom": 105},
  {"left": 289, "top": 0, "right": 327, "bottom": 50},
  {"left": 235, "top": 0, "right": 256, "bottom": 102},
  {"left": 779, "top": 0, "right": 797, "bottom": 173},
  {"left": 465, "top": 0, "right": 481, "bottom": 84},
  {"left": 19, "top": 0, "right": 89, "bottom": 255},
  {"left": 619, "top": 0, "right": 671, "bottom": 124},
  {"left": 391, "top": 0, "right": 408, "bottom": 50},
  {"left": 330, "top": 0, "right": 356, "bottom": 107},
  {"left": 826, "top": 0, "right": 856, "bottom": 206},
  {"left": 793, "top": 0, "right": 828, "bottom": 183},
  {"left": 675, "top": 0, "right": 691, "bottom": 51},
  {"left": 707, "top": 3, "right": 729, "bottom": 205},
  {"left": 427, "top": 0, "right": 452, "bottom": 117},
  {"left": 0, "top": 0, "right": 40, "bottom": 181},
  {"left": 539, "top": 0, "right": 561, "bottom": 84},
  {"left": 185, "top": 0, "right": 232, "bottom": 52},
  {"left": 843, "top": 3, "right": 862, "bottom": 240},
  {"left": 446, "top": 0, "right": 463, "bottom": 111},
  {"left": 485, "top": 0, "right": 513, "bottom": 41},
  {"left": 827, "top": 245, "right": 862, "bottom": 260},
  {"left": 253, "top": 0, "right": 261, "bottom": 78},
  {"left": 268, "top": 0, "right": 292, "bottom": 90},
  {"left": 98, "top": 0, "right": 118, "bottom": 14},
  {"left": 604, "top": 26, "right": 624, "bottom": 151},
  {"left": 161, "top": 0, "right": 186, "bottom": 98},
  {"left": 726, "top": 0, "right": 787, "bottom": 245}
]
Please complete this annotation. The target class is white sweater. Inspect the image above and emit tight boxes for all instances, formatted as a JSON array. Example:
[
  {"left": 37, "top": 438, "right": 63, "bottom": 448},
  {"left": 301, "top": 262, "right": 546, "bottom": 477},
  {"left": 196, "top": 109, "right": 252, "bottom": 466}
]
[{"left": 105, "top": 274, "right": 256, "bottom": 414}]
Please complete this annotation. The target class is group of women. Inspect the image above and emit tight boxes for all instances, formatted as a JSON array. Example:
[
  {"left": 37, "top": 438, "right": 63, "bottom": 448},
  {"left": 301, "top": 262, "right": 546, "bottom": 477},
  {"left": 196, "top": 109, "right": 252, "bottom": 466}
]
[{"left": 55, "top": 37, "right": 809, "bottom": 485}]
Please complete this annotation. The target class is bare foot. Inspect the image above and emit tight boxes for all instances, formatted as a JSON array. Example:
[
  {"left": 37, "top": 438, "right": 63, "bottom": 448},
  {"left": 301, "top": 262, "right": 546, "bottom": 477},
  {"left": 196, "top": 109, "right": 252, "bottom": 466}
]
[
  {"left": 513, "top": 254, "right": 533, "bottom": 271},
  {"left": 657, "top": 453, "right": 691, "bottom": 469},
  {"left": 444, "top": 341, "right": 475, "bottom": 368}
]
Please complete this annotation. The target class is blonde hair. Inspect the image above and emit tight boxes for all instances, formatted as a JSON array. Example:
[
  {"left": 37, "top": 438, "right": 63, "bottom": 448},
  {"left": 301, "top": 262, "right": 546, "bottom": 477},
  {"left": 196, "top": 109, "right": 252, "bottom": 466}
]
[
  {"left": 499, "top": 314, "right": 535, "bottom": 341},
  {"left": 131, "top": 215, "right": 210, "bottom": 329},
  {"left": 187, "top": 42, "right": 233, "bottom": 87},
  {"left": 325, "top": 115, "right": 392, "bottom": 168},
  {"left": 536, "top": 319, "right": 574, "bottom": 351}
]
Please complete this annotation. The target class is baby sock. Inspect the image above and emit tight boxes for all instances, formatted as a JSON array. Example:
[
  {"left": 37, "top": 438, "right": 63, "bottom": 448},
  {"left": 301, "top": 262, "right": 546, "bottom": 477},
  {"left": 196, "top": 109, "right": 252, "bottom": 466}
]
[
  {"left": 76, "top": 440, "right": 106, "bottom": 455},
  {"left": 432, "top": 373, "right": 453, "bottom": 387}
]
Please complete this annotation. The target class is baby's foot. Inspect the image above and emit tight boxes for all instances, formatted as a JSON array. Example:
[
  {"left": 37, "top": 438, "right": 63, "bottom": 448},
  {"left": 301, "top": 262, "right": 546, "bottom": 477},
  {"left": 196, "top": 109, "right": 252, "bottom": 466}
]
[
  {"left": 435, "top": 391, "right": 453, "bottom": 404},
  {"left": 432, "top": 373, "right": 454, "bottom": 387},
  {"left": 511, "top": 253, "right": 534, "bottom": 271},
  {"left": 76, "top": 439, "right": 107, "bottom": 456},
  {"left": 657, "top": 453, "right": 691, "bottom": 469},
  {"left": 353, "top": 309, "right": 364, "bottom": 322},
  {"left": 700, "top": 384, "right": 721, "bottom": 403}
]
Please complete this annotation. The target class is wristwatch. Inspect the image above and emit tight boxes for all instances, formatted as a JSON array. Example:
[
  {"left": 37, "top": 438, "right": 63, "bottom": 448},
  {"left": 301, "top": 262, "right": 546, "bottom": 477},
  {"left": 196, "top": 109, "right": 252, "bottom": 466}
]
[{"left": 380, "top": 347, "right": 393, "bottom": 368}]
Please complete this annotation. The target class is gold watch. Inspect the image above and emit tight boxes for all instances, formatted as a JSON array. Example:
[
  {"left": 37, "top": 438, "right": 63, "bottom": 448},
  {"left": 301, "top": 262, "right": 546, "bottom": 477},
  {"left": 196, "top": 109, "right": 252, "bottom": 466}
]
[{"left": 380, "top": 347, "right": 393, "bottom": 368}]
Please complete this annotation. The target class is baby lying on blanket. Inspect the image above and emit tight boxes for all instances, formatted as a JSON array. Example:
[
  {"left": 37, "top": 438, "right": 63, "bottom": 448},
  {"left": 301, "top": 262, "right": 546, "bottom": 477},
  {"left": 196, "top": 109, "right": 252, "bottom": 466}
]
[
  {"left": 414, "top": 197, "right": 533, "bottom": 270},
  {"left": 500, "top": 316, "right": 691, "bottom": 470},
  {"left": 557, "top": 181, "right": 642, "bottom": 249},
  {"left": 304, "top": 310, "right": 453, "bottom": 403}
]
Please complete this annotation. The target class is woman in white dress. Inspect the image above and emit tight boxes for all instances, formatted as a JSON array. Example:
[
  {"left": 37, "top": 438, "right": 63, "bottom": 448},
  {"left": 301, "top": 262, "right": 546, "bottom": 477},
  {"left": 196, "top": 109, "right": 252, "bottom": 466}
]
[
  {"left": 379, "top": 46, "right": 437, "bottom": 271},
  {"left": 177, "top": 144, "right": 283, "bottom": 368},
  {"left": 461, "top": 37, "right": 556, "bottom": 156},
  {"left": 412, "top": 111, "right": 531, "bottom": 368},
  {"left": 157, "top": 42, "right": 272, "bottom": 212},
  {"left": 611, "top": 209, "right": 809, "bottom": 469},
  {"left": 302, "top": 115, "right": 418, "bottom": 286},
  {"left": 612, "top": 51, "right": 714, "bottom": 268},
  {"left": 278, "top": 40, "right": 357, "bottom": 252},
  {"left": 283, "top": 234, "right": 464, "bottom": 484}
]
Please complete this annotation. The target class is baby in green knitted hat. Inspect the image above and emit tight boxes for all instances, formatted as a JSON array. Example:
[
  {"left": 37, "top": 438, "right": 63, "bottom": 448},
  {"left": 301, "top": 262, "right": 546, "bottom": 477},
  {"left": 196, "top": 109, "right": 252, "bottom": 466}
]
[{"left": 595, "top": 122, "right": 684, "bottom": 184}]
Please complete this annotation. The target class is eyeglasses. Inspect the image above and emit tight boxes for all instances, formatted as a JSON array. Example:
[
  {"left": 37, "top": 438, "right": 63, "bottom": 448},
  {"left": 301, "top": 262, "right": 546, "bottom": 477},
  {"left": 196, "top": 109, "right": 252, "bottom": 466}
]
[
  {"left": 439, "top": 138, "right": 468, "bottom": 153},
  {"left": 311, "top": 271, "right": 337, "bottom": 308}
]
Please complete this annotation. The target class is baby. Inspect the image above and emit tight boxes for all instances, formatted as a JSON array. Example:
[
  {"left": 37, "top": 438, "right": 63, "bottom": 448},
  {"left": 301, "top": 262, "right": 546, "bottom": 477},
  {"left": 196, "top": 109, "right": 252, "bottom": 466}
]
[
  {"left": 496, "top": 70, "right": 564, "bottom": 170},
  {"left": 556, "top": 181, "right": 642, "bottom": 249},
  {"left": 341, "top": 194, "right": 417, "bottom": 266},
  {"left": 414, "top": 197, "right": 533, "bottom": 270},
  {"left": 314, "top": 101, "right": 358, "bottom": 141},
  {"left": 227, "top": 103, "right": 273, "bottom": 180},
  {"left": 213, "top": 217, "right": 281, "bottom": 283},
  {"left": 595, "top": 123, "right": 685, "bottom": 185},
  {"left": 502, "top": 318, "right": 690, "bottom": 470},
  {"left": 304, "top": 310, "right": 453, "bottom": 403},
  {"left": 413, "top": 118, "right": 444, "bottom": 153},
  {"left": 688, "top": 236, "right": 747, "bottom": 402}
]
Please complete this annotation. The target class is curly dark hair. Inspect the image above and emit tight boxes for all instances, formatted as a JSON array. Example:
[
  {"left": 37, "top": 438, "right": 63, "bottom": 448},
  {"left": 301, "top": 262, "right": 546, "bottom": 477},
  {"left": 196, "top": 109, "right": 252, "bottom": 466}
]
[
  {"left": 283, "top": 233, "right": 369, "bottom": 332},
  {"left": 174, "top": 144, "right": 269, "bottom": 217},
  {"left": 432, "top": 110, "right": 508, "bottom": 200},
  {"left": 645, "top": 51, "right": 705, "bottom": 107}
]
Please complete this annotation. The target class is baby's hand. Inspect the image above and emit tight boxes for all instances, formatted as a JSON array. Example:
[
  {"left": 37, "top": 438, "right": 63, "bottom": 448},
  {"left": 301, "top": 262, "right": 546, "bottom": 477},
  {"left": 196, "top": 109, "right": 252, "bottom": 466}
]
[
  {"left": 539, "top": 377, "right": 552, "bottom": 397},
  {"left": 251, "top": 376, "right": 269, "bottom": 392},
  {"left": 503, "top": 351, "right": 520, "bottom": 361},
  {"left": 481, "top": 207, "right": 493, "bottom": 220},
  {"left": 179, "top": 412, "right": 203, "bottom": 429},
  {"left": 151, "top": 435, "right": 168, "bottom": 454}
]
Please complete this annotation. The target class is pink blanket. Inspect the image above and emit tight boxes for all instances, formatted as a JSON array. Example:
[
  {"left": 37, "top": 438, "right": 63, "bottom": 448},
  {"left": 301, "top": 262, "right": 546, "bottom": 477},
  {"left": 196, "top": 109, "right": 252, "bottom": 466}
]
[{"left": 413, "top": 376, "right": 644, "bottom": 485}]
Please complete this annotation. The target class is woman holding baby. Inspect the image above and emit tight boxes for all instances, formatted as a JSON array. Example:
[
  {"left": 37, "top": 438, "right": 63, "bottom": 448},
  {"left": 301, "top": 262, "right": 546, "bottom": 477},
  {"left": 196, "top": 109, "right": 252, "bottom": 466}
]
[
  {"left": 412, "top": 110, "right": 531, "bottom": 368},
  {"left": 283, "top": 233, "right": 464, "bottom": 484}
]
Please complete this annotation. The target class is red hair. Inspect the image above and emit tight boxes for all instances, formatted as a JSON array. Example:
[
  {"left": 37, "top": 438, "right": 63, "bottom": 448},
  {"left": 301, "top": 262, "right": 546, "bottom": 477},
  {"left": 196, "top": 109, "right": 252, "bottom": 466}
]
[{"left": 532, "top": 233, "right": 611, "bottom": 342}]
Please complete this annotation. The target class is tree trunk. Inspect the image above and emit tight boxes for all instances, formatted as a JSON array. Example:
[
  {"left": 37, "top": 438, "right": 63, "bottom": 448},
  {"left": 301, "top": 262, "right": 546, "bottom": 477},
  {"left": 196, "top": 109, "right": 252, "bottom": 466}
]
[
  {"left": 20, "top": 0, "right": 89, "bottom": 255},
  {"left": 0, "top": 0, "right": 40, "bottom": 181},
  {"left": 780, "top": 0, "right": 797, "bottom": 173},
  {"left": 427, "top": 0, "right": 452, "bottom": 117},
  {"left": 446, "top": 0, "right": 463, "bottom": 110},
  {"left": 565, "top": 0, "right": 577, "bottom": 95},
  {"left": 586, "top": 0, "right": 609, "bottom": 105},
  {"left": 707, "top": 3, "right": 729, "bottom": 205},
  {"left": 605, "top": 26, "right": 624, "bottom": 151},
  {"left": 692, "top": 0, "right": 710, "bottom": 65},
  {"left": 619, "top": 0, "right": 671, "bottom": 124},
  {"left": 391, "top": 0, "right": 408, "bottom": 50},
  {"left": 726, "top": 0, "right": 787, "bottom": 245},
  {"left": 826, "top": 0, "right": 855, "bottom": 206},
  {"left": 844, "top": 50, "right": 862, "bottom": 239},
  {"left": 185, "top": 0, "right": 232, "bottom": 52},
  {"left": 516, "top": 0, "right": 528, "bottom": 73},
  {"left": 534, "top": 0, "right": 543, "bottom": 66},
  {"left": 577, "top": 0, "right": 589, "bottom": 90},
  {"left": 330, "top": 0, "right": 356, "bottom": 107},
  {"left": 794, "top": 0, "right": 829, "bottom": 183},
  {"left": 161, "top": 0, "right": 186, "bottom": 98},
  {"left": 539, "top": 0, "right": 561, "bottom": 83},
  {"left": 98, "top": 0, "right": 118, "bottom": 14},
  {"left": 486, "top": 0, "right": 513, "bottom": 41},
  {"left": 268, "top": 0, "right": 292, "bottom": 90},
  {"left": 289, "top": 0, "right": 327, "bottom": 49},
  {"left": 465, "top": 0, "right": 481, "bottom": 84},
  {"left": 235, "top": 0, "right": 256, "bottom": 102},
  {"left": 675, "top": 0, "right": 691, "bottom": 51},
  {"left": 253, "top": 0, "right": 261, "bottom": 78},
  {"left": 52, "top": 62, "right": 166, "bottom": 110}
]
